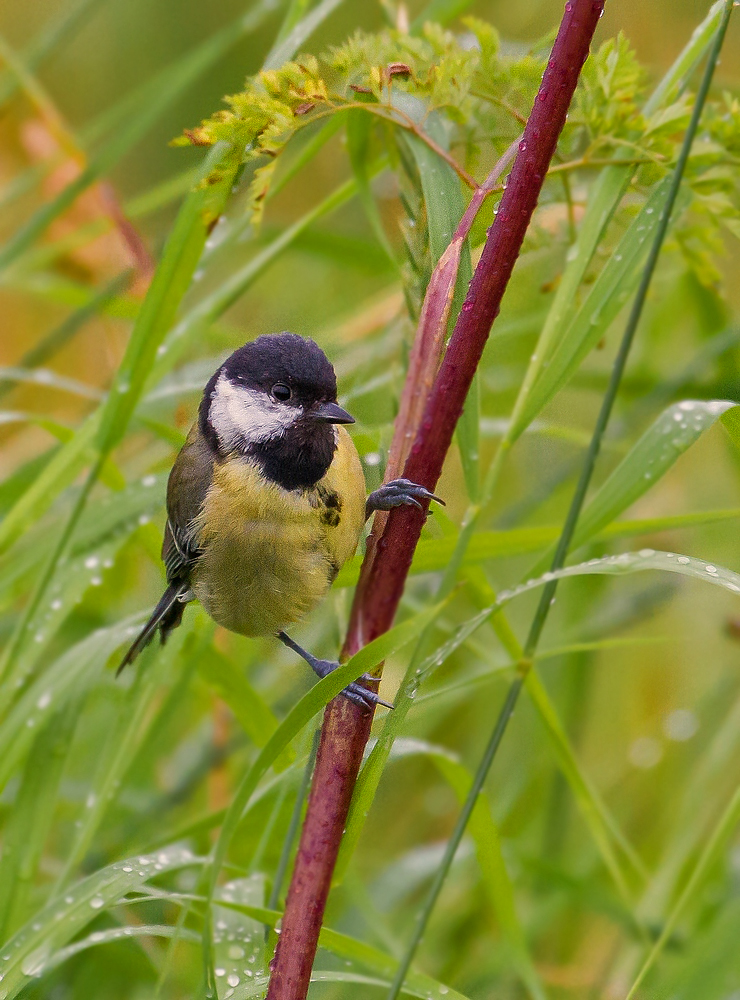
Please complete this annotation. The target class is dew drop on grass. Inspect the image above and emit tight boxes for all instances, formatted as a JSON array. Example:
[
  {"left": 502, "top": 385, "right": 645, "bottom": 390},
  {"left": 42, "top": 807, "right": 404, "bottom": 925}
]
[
  {"left": 215, "top": 968, "right": 226, "bottom": 977},
  {"left": 663, "top": 708, "right": 698, "bottom": 741},
  {"left": 629, "top": 736, "right": 662, "bottom": 769},
  {"left": 36, "top": 692, "right": 51, "bottom": 710},
  {"left": 227, "top": 974, "right": 240, "bottom": 987},
  {"left": 21, "top": 944, "right": 50, "bottom": 978},
  {"left": 89, "top": 896, "right": 104, "bottom": 910}
]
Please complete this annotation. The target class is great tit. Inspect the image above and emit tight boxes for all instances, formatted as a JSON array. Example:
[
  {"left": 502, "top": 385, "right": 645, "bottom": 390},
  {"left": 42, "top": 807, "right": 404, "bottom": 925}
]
[{"left": 118, "top": 332, "right": 440, "bottom": 708}]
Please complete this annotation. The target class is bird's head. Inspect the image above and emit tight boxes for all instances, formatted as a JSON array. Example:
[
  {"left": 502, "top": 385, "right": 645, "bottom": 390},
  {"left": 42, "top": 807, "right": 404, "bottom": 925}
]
[{"left": 199, "top": 333, "right": 354, "bottom": 489}]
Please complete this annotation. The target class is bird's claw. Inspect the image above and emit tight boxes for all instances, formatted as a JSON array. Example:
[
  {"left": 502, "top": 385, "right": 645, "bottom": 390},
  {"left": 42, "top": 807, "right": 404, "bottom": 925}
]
[
  {"left": 276, "top": 631, "right": 393, "bottom": 712},
  {"left": 312, "top": 658, "right": 393, "bottom": 711},
  {"left": 366, "top": 478, "right": 444, "bottom": 518}
]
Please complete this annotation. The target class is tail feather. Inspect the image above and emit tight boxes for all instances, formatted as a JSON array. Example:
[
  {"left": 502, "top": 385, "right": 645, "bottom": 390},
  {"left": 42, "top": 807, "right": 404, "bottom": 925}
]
[{"left": 116, "top": 585, "right": 186, "bottom": 676}]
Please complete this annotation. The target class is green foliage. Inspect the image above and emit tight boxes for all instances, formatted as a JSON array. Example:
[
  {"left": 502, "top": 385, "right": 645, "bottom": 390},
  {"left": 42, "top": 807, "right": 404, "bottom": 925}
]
[
  {"left": 574, "top": 33, "right": 648, "bottom": 142},
  {"left": 1, "top": 1, "right": 740, "bottom": 998}
]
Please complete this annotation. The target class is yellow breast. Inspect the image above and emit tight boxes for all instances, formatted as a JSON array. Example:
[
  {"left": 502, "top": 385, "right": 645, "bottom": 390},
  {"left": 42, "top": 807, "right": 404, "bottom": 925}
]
[{"left": 191, "top": 427, "right": 365, "bottom": 637}]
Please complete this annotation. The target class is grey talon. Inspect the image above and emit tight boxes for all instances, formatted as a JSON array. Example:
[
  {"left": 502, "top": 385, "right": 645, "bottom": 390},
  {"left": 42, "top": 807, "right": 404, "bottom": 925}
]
[
  {"left": 365, "top": 477, "right": 445, "bottom": 518},
  {"left": 276, "top": 631, "right": 393, "bottom": 710}
]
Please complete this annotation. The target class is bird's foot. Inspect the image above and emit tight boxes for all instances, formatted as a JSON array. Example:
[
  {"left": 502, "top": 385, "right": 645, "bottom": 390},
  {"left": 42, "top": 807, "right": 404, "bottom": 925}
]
[
  {"left": 277, "top": 632, "right": 393, "bottom": 711},
  {"left": 310, "top": 658, "right": 394, "bottom": 711},
  {"left": 365, "top": 478, "right": 444, "bottom": 519}
]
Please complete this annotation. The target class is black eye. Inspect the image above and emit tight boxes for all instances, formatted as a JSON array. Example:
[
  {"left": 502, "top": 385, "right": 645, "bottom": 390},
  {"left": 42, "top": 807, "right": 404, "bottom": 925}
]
[{"left": 271, "top": 383, "right": 291, "bottom": 402}]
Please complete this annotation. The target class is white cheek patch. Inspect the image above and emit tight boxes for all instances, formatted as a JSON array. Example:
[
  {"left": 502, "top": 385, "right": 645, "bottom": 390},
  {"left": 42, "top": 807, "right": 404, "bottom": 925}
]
[{"left": 209, "top": 373, "right": 297, "bottom": 449}]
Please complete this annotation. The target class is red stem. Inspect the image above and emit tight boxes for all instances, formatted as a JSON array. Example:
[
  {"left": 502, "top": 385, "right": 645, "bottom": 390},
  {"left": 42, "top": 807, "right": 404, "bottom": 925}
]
[{"left": 266, "top": 3, "right": 605, "bottom": 997}]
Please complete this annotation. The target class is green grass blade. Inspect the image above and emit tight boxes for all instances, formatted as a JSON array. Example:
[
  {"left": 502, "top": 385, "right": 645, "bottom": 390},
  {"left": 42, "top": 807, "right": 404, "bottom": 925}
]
[
  {"left": 272, "top": 0, "right": 313, "bottom": 47},
  {"left": 216, "top": 901, "right": 471, "bottom": 1000},
  {"left": 0, "top": 367, "right": 102, "bottom": 401},
  {"left": 625, "top": 779, "right": 740, "bottom": 1000},
  {"left": 52, "top": 644, "right": 180, "bottom": 889},
  {"left": 511, "top": 178, "right": 686, "bottom": 440},
  {"left": 0, "top": 847, "right": 202, "bottom": 997},
  {"left": 0, "top": 619, "right": 136, "bottom": 791},
  {"left": 47, "top": 924, "right": 200, "bottom": 970},
  {"left": 0, "top": 0, "right": 108, "bottom": 109},
  {"left": 208, "top": 601, "right": 446, "bottom": 896},
  {"left": 530, "top": 400, "right": 737, "bottom": 575},
  {"left": 198, "top": 647, "right": 282, "bottom": 750},
  {"left": 643, "top": 0, "right": 727, "bottom": 114},
  {"left": 347, "top": 109, "right": 398, "bottom": 266},
  {"left": 0, "top": 701, "right": 79, "bottom": 940},
  {"left": 125, "top": 166, "right": 201, "bottom": 219},
  {"left": 335, "top": 507, "right": 740, "bottom": 586},
  {"left": 199, "top": 601, "right": 445, "bottom": 987},
  {"left": 269, "top": 115, "right": 344, "bottom": 200},
  {"left": 498, "top": 549, "right": 740, "bottom": 608},
  {"left": 153, "top": 170, "right": 375, "bottom": 375},
  {"left": 0, "top": 472, "right": 165, "bottom": 602},
  {"left": 3, "top": 535, "right": 122, "bottom": 691},
  {"left": 96, "top": 143, "right": 235, "bottom": 453},
  {"left": 212, "top": 876, "right": 267, "bottom": 989},
  {"left": 0, "top": 1, "right": 275, "bottom": 275},
  {"left": 0, "top": 413, "right": 99, "bottom": 558},
  {"left": 0, "top": 273, "right": 132, "bottom": 401},
  {"left": 572, "top": 400, "right": 735, "bottom": 549},
  {"left": 263, "top": 0, "right": 343, "bottom": 71},
  {"left": 0, "top": 142, "right": 236, "bottom": 684},
  {"left": 524, "top": 671, "right": 647, "bottom": 889},
  {"left": 501, "top": 0, "right": 727, "bottom": 451},
  {"left": 390, "top": 739, "right": 547, "bottom": 1000}
]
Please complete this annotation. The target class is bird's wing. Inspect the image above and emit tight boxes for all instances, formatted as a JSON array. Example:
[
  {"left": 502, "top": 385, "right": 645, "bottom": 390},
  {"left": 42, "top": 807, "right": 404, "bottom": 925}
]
[{"left": 162, "top": 423, "right": 216, "bottom": 586}]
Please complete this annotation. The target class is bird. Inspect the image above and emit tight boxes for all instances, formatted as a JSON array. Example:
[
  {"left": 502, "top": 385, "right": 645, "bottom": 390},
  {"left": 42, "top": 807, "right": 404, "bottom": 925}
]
[{"left": 117, "top": 332, "right": 441, "bottom": 708}]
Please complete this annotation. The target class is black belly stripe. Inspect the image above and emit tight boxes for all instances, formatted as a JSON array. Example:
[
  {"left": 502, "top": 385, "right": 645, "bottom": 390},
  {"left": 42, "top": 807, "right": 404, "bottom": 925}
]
[{"left": 317, "top": 485, "right": 342, "bottom": 527}]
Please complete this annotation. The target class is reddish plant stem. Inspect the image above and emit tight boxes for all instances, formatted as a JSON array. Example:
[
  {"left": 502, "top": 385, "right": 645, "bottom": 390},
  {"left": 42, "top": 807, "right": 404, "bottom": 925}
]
[{"left": 266, "top": 3, "right": 605, "bottom": 998}]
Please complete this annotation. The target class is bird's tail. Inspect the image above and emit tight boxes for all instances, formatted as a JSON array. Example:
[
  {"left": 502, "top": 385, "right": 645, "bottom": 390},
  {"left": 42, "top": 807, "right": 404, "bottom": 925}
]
[{"left": 116, "top": 585, "right": 187, "bottom": 676}]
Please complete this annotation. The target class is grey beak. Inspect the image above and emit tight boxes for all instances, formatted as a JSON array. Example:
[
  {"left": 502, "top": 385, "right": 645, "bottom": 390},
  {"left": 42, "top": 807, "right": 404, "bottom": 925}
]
[{"left": 312, "top": 401, "right": 355, "bottom": 424}]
